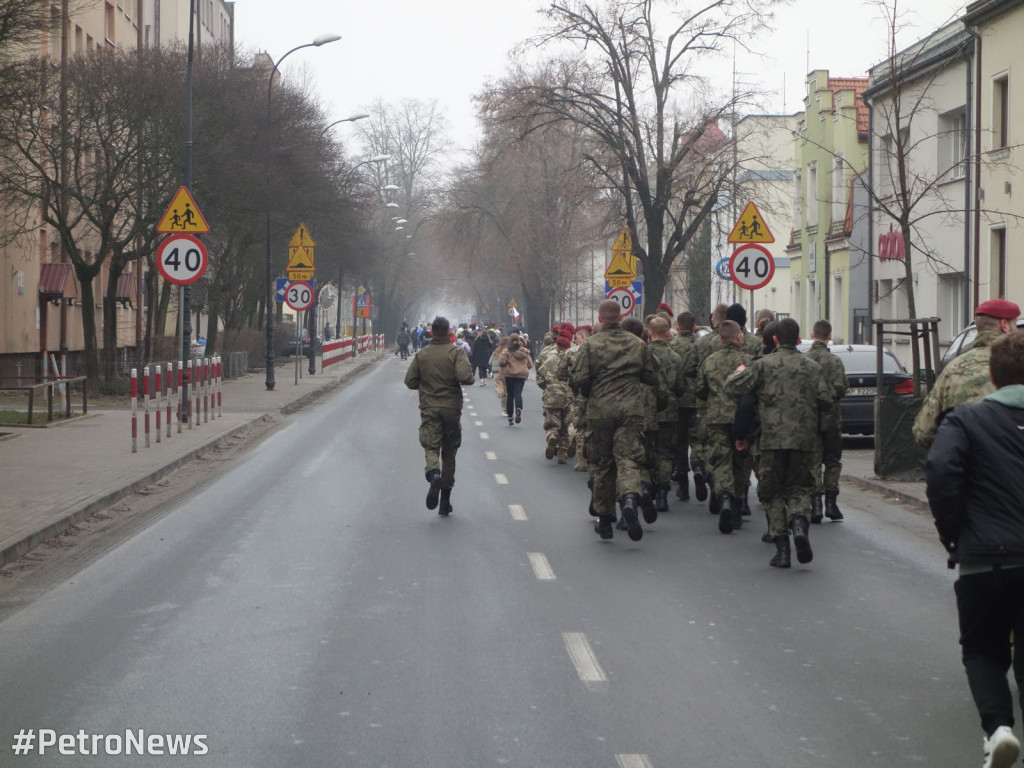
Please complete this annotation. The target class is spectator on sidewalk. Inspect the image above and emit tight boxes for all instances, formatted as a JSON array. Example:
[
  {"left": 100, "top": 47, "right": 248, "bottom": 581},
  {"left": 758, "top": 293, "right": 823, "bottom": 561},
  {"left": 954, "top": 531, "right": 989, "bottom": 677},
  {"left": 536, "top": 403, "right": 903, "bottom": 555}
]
[{"left": 926, "top": 330, "right": 1024, "bottom": 768}]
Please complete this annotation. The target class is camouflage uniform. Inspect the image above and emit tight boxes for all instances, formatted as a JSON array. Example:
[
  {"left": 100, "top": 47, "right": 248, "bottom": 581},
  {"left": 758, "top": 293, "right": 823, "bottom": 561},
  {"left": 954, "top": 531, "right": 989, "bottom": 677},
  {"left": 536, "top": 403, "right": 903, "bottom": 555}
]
[
  {"left": 695, "top": 340, "right": 752, "bottom": 500},
  {"left": 803, "top": 340, "right": 847, "bottom": 494},
  {"left": 569, "top": 323, "right": 661, "bottom": 518},
  {"left": 912, "top": 330, "right": 1001, "bottom": 449},
  {"left": 669, "top": 330, "right": 698, "bottom": 483},
  {"left": 559, "top": 343, "right": 589, "bottom": 469},
  {"left": 647, "top": 339, "right": 686, "bottom": 489},
  {"left": 684, "top": 332, "right": 721, "bottom": 477},
  {"left": 404, "top": 337, "right": 475, "bottom": 489},
  {"left": 725, "top": 345, "right": 831, "bottom": 539},
  {"left": 537, "top": 347, "right": 573, "bottom": 460},
  {"left": 741, "top": 330, "right": 763, "bottom": 357}
]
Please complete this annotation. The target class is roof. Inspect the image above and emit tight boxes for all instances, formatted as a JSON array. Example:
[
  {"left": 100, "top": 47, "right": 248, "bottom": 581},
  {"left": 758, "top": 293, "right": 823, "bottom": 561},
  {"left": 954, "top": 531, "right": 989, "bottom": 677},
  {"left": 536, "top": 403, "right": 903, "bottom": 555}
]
[
  {"left": 38, "top": 263, "right": 72, "bottom": 297},
  {"left": 827, "top": 77, "right": 870, "bottom": 136}
]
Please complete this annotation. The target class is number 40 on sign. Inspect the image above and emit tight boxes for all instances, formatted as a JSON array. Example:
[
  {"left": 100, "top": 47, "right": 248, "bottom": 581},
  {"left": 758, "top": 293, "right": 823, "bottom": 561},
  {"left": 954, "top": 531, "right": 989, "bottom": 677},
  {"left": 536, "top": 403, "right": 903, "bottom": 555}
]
[{"left": 156, "top": 234, "right": 209, "bottom": 286}]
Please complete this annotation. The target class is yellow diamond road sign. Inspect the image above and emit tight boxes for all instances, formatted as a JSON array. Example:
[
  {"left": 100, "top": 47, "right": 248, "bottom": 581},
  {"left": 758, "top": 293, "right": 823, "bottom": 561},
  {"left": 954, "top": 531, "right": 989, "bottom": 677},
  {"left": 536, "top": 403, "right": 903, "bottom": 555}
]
[
  {"left": 727, "top": 201, "right": 775, "bottom": 244},
  {"left": 157, "top": 187, "right": 210, "bottom": 234}
]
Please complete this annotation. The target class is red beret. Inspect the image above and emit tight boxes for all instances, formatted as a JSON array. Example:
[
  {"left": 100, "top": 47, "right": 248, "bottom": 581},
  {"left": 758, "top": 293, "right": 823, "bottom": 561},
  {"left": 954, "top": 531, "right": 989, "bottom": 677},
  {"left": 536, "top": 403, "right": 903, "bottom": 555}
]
[
  {"left": 976, "top": 299, "right": 1021, "bottom": 320},
  {"left": 556, "top": 335, "right": 571, "bottom": 349},
  {"left": 578, "top": 325, "right": 593, "bottom": 334},
  {"left": 658, "top": 302, "right": 673, "bottom": 316},
  {"left": 561, "top": 323, "right": 575, "bottom": 335}
]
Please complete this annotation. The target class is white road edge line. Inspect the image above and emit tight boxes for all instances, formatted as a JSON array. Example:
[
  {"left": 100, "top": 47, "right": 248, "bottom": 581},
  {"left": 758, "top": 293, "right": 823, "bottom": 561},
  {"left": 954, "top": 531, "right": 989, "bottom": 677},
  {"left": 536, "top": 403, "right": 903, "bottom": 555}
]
[
  {"left": 527, "top": 552, "right": 555, "bottom": 580},
  {"left": 563, "top": 632, "right": 607, "bottom": 683},
  {"left": 508, "top": 504, "right": 527, "bottom": 520},
  {"left": 616, "top": 755, "right": 653, "bottom": 768}
]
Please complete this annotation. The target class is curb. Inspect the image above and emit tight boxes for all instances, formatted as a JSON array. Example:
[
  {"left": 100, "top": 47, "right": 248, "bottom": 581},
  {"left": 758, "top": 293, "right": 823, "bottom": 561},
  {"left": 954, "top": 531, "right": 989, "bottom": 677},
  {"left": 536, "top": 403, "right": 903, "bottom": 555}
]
[
  {"left": 0, "top": 355, "right": 384, "bottom": 568},
  {"left": 842, "top": 475, "right": 930, "bottom": 514}
]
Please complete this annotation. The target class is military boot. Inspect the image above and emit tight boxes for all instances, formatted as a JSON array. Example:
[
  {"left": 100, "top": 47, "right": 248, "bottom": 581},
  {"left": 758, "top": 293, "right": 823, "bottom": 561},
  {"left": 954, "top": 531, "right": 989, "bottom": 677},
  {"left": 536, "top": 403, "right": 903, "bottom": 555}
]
[
  {"left": 619, "top": 494, "right": 643, "bottom": 541},
  {"left": 739, "top": 487, "right": 751, "bottom": 516},
  {"left": 825, "top": 490, "right": 844, "bottom": 521},
  {"left": 574, "top": 456, "right": 589, "bottom": 472},
  {"left": 655, "top": 483, "right": 670, "bottom": 513},
  {"left": 708, "top": 476, "right": 719, "bottom": 515},
  {"left": 425, "top": 469, "right": 442, "bottom": 510},
  {"left": 566, "top": 439, "right": 577, "bottom": 459},
  {"left": 439, "top": 487, "right": 453, "bottom": 517},
  {"left": 791, "top": 514, "right": 814, "bottom": 564},
  {"left": 640, "top": 483, "right": 658, "bottom": 524},
  {"left": 545, "top": 434, "right": 557, "bottom": 460},
  {"left": 692, "top": 462, "right": 709, "bottom": 502},
  {"left": 770, "top": 535, "right": 791, "bottom": 568},
  {"left": 675, "top": 473, "right": 690, "bottom": 501},
  {"left": 810, "top": 493, "right": 824, "bottom": 524},
  {"left": 556, "top": 445, "right": 568, "bottom": 464},
  {"left": 718, "top": 492, "right": 735, "bottom": 534},
  {"left": 594, "top": 514, "right": 614, "bottom": 540}
]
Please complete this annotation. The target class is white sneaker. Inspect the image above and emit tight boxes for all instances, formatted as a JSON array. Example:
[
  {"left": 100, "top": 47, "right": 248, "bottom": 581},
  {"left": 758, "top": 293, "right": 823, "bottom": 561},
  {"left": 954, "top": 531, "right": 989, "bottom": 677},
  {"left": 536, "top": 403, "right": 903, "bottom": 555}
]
[{"left": 983, "top": 725, "right": 1020, "bottom": 768}]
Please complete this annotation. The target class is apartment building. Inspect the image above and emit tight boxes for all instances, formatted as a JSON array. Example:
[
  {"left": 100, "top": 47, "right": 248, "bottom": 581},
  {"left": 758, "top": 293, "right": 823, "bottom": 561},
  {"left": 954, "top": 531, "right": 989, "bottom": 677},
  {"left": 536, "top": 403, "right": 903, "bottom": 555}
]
[{"left": 0, "top": 1, "right": 234, "bottom": 377}]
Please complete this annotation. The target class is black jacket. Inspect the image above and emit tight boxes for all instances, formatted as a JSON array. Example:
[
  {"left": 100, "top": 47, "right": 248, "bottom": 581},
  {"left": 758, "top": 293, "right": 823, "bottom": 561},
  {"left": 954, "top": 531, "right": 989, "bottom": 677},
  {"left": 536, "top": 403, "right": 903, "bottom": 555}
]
[{"left": 926, "top": 397, "right": 1024, "bottom": 566}]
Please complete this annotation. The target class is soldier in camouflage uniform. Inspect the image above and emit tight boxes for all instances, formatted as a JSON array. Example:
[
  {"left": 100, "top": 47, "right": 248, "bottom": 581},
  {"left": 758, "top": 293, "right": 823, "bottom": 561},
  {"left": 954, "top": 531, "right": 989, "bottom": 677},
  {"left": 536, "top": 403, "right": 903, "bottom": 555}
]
[
  {"left": 724, "top": 304, "right": 760, "bottom": 517},
  {"left": 559, "top": 325, "right": 592, "bottom": 470},
  {"left": 685, "top": 303, "right": 728, "bottom": 503},
  {"left": 404, "top": 316, "right": 475, "bottom": 516},
  {"left": 647, "top": 315, "right": 686, "bottom": 512},
  {"left": 695, "top": 320, "right": 753, "bottom": 534},
  {"left": 669, "top": 311, "right": 698, "bottom": 500},
  {"left": 570, "top": 300, "right": 662, "bottom": 542},
  {"left": 725, "top": 318, "right": 831, "bottom": 568},
  {"left": 803, "top": 319, "right": 848, "bottom": 523},
  {"left": 913, "top": 299, "right": 1020, "bottom": 449},
  {"left": 537, "top": 327, "right": 574, "bottom": 463}
]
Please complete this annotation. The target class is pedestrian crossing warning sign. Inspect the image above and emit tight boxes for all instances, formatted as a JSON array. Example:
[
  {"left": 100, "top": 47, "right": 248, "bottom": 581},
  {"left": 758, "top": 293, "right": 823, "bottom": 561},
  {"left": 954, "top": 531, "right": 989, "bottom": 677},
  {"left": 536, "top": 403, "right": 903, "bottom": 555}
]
[
  {"left": 604, "top": 227, "right": 636, "bottom": 285},
  {"left": 727, "top": 201, "right": 774, "bottom": 244},
  {"left": 157, "top": 187, "right": 210, "bottom": 234}
]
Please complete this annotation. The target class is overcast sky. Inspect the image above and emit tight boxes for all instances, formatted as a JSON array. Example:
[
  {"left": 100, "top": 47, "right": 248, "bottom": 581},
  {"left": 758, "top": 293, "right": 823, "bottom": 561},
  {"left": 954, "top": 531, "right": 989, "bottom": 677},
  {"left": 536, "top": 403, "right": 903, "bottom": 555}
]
[{"left": 232, "top": 0, "right": 966, "bottom": 156}]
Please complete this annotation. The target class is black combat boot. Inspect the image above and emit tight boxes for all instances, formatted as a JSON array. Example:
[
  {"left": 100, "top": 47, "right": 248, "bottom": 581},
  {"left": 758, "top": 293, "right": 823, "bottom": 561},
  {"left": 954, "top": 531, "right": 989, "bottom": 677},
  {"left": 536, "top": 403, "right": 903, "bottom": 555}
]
[
  {"left": 620, "top": 494, "right": 643, "bottom": 541},
  {"left": 731, "top": 495, "right": 744, "bottom": 530},
  {"left": 676, "top": 474, "right": 690, "bottom": 501},
  {"left": 718, "top": 492, "right": 734, "bottom": 534},
  {"left": 594, "top": 514, "right": 614, "bottom": 540},
  {"left": 640, "top": 483, "right": 658, "bottom": 524},
  {"left": 708, "top": 476, "right": 719, "bottom": 515},
  {"left": 825, "top": 490, "right": 844, "bottom": 521},
  {"left": 770, "top": 535, "right": 791, "bottom": 568},
  {"left": 425, "top": 469, "right": 442, "bottom": 510},
  {"left": 739, "top": 487, "right": 751, "bottom": 516},
  {"left": 439, "top": 487, "right": 453, "bottom": 517},
  {"left": 693, "top": 462, "right": 709, "bottom": 502},
  {"left": 791, "top": 514, "right": 814, "bottom": 564},
  {"left": 655, "top": 483, "right": 670, "bottom": 513},
  {"left": 810, "top": 493, "right": 824, "bottom": 524}
]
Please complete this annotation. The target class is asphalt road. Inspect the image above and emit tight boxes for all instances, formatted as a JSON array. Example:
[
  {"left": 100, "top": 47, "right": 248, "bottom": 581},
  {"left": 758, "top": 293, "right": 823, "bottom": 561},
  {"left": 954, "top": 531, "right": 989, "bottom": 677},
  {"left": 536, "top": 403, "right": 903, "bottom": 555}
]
[{"left": 0, "top": 357, "right": 981, "bottom": 767}]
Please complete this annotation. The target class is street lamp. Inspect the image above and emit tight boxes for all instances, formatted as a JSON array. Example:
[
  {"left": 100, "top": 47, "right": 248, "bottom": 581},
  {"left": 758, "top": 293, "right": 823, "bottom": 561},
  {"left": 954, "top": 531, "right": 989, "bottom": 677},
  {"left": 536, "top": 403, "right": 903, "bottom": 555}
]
[
  {"left": 325, "top": 113, "right": 369, "bottom": 133},
  {"left": 264, "top": 33, "right": 341, "bottom": 391}
]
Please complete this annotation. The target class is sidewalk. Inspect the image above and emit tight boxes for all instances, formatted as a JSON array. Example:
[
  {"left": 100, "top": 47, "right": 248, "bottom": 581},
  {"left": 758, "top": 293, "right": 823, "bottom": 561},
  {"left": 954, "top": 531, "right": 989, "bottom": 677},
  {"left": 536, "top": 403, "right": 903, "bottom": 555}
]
[
  {"left": 0, "top": 352, "right": 384, "bottom": 567},
  {"left": 841, "top": 449, "right": 929, "bottom": 513}
]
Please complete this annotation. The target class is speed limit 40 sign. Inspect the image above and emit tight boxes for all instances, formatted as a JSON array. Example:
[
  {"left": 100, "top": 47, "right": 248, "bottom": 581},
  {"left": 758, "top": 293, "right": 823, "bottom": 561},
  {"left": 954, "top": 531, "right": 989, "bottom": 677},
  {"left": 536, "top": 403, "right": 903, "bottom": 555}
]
[
  {"left": 728, "top": 243, "right": 775, "bottom": 291},
  {"left": 284, "top": 281, "right": 314, "bottom": 311},
  {"left": 156, "top": 234, "right": 208, "bottom": 286}
]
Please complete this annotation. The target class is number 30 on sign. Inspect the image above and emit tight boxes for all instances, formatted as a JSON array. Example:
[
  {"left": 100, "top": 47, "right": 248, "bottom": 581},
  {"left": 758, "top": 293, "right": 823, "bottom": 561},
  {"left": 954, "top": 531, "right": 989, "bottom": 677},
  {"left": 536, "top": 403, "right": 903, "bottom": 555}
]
[
  {"left": 156, "top": 234, "right": 209, "bottom": 286},
  {"left": 728, "top": 243, "right": 775, "bottom": 291}
]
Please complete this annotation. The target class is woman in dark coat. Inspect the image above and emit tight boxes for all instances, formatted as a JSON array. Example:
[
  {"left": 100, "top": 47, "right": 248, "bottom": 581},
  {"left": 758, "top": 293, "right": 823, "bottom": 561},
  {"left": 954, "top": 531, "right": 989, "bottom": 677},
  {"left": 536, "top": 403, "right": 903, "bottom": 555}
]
[{"left": 471, "top": 330, "right": 495, "bottom": 386}]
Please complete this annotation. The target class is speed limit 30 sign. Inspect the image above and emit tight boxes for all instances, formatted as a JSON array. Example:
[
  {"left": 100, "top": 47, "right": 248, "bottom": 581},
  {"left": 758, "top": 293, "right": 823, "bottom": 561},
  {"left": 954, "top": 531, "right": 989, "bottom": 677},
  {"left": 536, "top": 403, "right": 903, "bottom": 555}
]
[
  {"left": 284, "top": 281, "right": 314, "bottom": 311},
  {"left": 728, "top": 243, "right": 775, "bottom": 291},
  {"left": 156, "top": 234, "right": 209, "bottom": 286}
]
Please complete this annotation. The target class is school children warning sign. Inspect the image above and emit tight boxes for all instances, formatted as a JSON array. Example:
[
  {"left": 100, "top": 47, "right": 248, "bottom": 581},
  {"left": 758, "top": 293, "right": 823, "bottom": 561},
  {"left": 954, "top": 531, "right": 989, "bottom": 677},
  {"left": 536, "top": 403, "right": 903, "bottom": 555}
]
[
  {"left": 727, "top": 201, "right": 774, "bottom": 244},
  {"left": 156, "top": 187, "right": 210, "bottom": 234}
]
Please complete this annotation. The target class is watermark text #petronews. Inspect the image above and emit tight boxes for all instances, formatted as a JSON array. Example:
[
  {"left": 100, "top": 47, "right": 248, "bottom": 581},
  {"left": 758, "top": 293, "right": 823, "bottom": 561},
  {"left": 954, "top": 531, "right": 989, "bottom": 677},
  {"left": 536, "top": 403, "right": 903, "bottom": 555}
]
[{"left": 11, "top": 729, "right": 208, "bottom": 756}]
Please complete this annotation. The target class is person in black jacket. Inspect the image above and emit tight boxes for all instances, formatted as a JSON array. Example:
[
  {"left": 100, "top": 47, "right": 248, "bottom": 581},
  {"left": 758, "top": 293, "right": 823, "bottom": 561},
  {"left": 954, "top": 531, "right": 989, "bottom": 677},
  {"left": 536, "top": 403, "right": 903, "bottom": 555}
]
[
  {"left": 471, "top": 329, "right": 494, "bottom": 386},
  {"left": 926, "top": 330, "right": 1024, "bottom": 768}
]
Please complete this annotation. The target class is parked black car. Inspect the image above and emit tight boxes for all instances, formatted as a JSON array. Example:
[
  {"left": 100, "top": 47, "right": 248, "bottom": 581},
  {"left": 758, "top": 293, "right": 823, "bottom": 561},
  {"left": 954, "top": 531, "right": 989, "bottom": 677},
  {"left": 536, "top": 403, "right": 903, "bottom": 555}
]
[
  {"left": 797, "top": 343, "right": 915, "bottom": 436},
  {"left": 282, "top": 329, "right": 322, "bottom": 357}
]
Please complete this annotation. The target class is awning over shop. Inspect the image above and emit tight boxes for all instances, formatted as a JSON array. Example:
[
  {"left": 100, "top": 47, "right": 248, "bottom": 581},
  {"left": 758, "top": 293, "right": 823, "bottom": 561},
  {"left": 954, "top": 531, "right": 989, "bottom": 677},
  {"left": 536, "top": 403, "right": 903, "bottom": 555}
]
[
  {"left": 115, "top": 273, "right": 135, "bottom": 302},
  {"left": 38, "top": 263, "right": 73, "bottom": 298}
]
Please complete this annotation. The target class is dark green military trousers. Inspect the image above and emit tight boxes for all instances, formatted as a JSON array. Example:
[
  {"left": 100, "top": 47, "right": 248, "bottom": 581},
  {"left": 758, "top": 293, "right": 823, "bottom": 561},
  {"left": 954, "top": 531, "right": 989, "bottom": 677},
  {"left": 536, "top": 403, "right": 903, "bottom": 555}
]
[
  {"left": 757, "top": 448, "right": 814, "bottom": 537},
  {"left": 588, "top": 417, "right": 646, "bottom": 515},
  {"left": 419, "top": 407, "right": 462, "bottom": 489}
]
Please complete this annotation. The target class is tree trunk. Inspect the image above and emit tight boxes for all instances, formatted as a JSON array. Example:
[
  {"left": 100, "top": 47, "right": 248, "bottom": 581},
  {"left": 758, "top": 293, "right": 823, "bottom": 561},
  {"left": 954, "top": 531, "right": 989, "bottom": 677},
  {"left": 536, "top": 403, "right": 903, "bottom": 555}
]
[
  {"left": 102, "top": 265, "right": 124, "bottom": 382},
  {"left": 76, "top": 272, "right": 100, "bottom": 393}
]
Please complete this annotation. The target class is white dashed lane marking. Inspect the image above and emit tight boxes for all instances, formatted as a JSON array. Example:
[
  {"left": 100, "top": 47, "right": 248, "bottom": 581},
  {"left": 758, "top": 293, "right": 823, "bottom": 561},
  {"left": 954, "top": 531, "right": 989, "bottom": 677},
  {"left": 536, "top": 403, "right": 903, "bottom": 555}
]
[
  {"left": 494, "top": 473, "right": 509, "bottom": 485},
  {"left": 508, "top": 504, "right": 527, "bottom": 520},
  {"left": 485, "top": 451, "right": 497, "bottom": 460},
  {"left": 527, "top": 552, "right": 555, "bottom": 580},
  {"left": 562, "top": 632, "right": 607, "bottom": 683},
  {"left": 474, "top": 420, "right": 483, "bottom": 426},
  {"left": 616, "top": 756, "right": 653, "bottom": 768},
  {"left": 480, "top": 432, "right": 489, "bottom": 440}
]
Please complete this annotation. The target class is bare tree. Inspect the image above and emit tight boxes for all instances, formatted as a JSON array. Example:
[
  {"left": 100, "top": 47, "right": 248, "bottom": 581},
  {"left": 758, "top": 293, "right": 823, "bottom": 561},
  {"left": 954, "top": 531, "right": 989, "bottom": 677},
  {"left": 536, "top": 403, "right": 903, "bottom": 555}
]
[{"left": 495, "top": 0, "right": 775, "bottom": 314}]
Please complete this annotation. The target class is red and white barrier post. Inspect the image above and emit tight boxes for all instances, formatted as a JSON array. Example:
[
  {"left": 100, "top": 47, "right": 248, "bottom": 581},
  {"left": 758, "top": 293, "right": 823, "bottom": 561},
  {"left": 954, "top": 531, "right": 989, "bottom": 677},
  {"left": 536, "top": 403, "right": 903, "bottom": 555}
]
[
  {"left": 154, "top": 365, "right": 162, "bottom": 444},
  {"left": 216, "top": 356, "right": 223, "bottom": 417},
  {"left": 143, "top": 365, "right": 151, "bottom": 449},
  {"left": 186, "top": 360, "right": 194, "bottom": 430},
  {"left": 131, "top": 368, "right": 138, "bottom": 453},
  {"left": 165, "top": 363, "right": 173, "bottom": 438},
  {"left": 176, "top": 360, "right": 183, "bottom": 433},
  {"left": 202, "top": 357, "right": 209, "bottom": 423}
]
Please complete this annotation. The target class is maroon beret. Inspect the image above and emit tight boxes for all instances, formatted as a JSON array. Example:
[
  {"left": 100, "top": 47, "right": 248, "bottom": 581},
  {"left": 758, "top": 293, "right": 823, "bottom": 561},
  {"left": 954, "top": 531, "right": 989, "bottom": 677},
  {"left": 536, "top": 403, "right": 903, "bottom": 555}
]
[
  {"left": 976, "top": 299, "right": 1021, "bottom": 320},
  {"left": 578, "top": 325, "right": 593, "bottom": 334},
  {"left": 556, "top": 335, "right": 571, "bottom": 349},
  {"left": 658, "top": 303, "right": 673, "bottom": 316}
]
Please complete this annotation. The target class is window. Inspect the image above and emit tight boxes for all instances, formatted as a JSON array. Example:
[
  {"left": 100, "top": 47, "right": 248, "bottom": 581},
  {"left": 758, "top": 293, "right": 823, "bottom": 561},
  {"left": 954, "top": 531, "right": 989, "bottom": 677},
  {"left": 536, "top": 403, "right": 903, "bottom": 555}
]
[
  {"left": 991, "top": 227, "right": 1007, "bottom": 297},
  {"left": 75, "top": 25, "right": 83, "bottom": 54},
  {"left": 104, "top": 1, "right": 115, "bottom": 44},
  {"left": 792, "top": 168, "right": 802, "bottom": 232},
  {"left": 806, "top": 161, "right": 818, "bottom": 228},
  {"left": 994, "top": 75, "right": 1009, "bottom": 149},
  {"left": 937, "top": 273, "right": 964, "bottom": 344},
  {"left": 832, "top": 155, "right": 845, "bottom": 223},
  {"left": 939, "top": 109, "right": 968, "bottom": 180}
]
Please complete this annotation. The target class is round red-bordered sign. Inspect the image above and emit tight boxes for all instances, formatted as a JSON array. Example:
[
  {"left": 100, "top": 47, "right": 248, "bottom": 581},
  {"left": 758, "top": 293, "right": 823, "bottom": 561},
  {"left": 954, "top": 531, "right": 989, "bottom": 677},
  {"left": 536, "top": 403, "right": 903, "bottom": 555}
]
[
  {"left": 156, "top": 234, "right": 208, "bottom": 286},
  {"left": 607, "top": 286, "right": 639, "bottom": 317},
  {"left": 728, "top": 243, "right": 775, "bottom": 291},
  {"left": 284, "top": 281, "right": 314, "bottom": 311}
]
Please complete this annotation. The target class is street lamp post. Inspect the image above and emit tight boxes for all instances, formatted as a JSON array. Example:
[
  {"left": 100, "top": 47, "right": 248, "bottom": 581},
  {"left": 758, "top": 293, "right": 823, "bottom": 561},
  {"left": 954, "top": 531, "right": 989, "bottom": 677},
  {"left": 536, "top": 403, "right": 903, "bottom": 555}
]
[{"left": 264, "top": 33, "right": 340, "bottom": 391}]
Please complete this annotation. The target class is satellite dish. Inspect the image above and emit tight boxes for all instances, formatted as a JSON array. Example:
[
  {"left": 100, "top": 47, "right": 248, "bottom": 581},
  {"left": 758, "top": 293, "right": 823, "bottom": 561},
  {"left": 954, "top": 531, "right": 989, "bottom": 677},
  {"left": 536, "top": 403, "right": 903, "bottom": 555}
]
[{"left": 319, "top": 284, "right": 337, "bottom": 308}]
